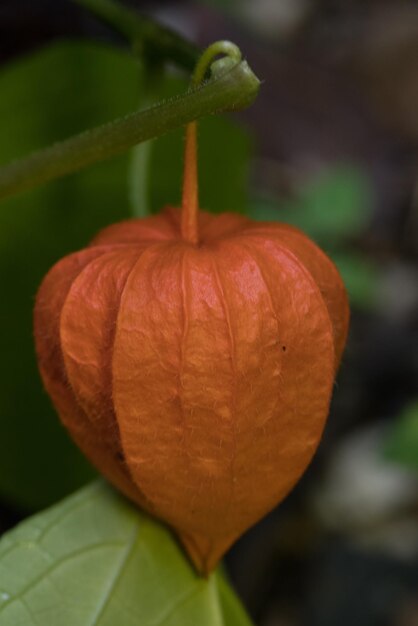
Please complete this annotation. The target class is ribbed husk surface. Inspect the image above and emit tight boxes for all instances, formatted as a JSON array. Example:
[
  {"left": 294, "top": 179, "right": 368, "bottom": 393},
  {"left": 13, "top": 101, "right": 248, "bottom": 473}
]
[{"left": 34, "top": 207, "right": 349, "bottom": 574}]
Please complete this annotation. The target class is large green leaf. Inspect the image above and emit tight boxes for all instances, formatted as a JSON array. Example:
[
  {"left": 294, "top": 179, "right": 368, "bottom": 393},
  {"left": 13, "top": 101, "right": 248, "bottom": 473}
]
[
  {"left": 0, "top": 482, "right": 253, "bottom": 626},
  {"left": 148, "top": 115, "right": 252, "bottom": 215},
  {"left": 0, "top": 41, "right": 141, "bottom": 509}
]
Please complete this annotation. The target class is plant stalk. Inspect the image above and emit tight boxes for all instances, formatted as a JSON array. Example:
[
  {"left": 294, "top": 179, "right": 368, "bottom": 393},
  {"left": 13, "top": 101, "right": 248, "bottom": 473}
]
[
  {"left": 0, "top": 58, "right": 260, "bottom": 201},
  {"left": 181, "top": 41, "right": 243, "bottom": 245}
]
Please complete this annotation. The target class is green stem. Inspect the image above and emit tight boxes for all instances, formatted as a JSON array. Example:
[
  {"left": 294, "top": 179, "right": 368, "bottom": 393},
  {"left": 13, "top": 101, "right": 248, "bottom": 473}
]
[
  {"left": 74, "top": 0, "right": 199, "bottom": 71},
  {"left": 191, "top": 41, "right": 242, "bottom": 86},
  {"left": 129, "top": 139, "right": 152, "bottom": 217},
  {"left": 128, "top": 63, "right": 162, "bottom": 218},
  {"left": 0, "top": 57, "right": 260, "bottom": 201}
]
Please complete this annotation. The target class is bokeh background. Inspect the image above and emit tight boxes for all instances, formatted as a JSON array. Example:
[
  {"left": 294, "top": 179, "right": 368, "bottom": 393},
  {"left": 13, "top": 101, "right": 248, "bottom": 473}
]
[{"left": 0, "top": 1, "right": 417, "bottom": 625}]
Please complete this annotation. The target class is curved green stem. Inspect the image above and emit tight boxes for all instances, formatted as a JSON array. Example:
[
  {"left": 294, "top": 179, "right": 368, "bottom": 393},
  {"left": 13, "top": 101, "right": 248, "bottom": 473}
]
[
  {"left": 0, "top": 56, "right": 260, "bottom": 202},
  {"left": 191, "top": 41, "right": 241, "bottom": 87}
]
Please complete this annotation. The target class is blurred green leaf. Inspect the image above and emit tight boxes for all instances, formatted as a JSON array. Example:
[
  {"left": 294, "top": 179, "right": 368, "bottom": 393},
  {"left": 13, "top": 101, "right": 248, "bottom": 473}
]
[
  {"left": 199, "top": 115, "right": 252, "bottom": 214},
  {"left": 0, "top": 41, "right": 142, "bottom": 510},
  {"left": 384, "top": 401, "right": 418, "bottom": 471},
  {"left": 332, "top": 252, "right": 379, "bottom": 309},
  {"left": 0, "top": 481, "right": 253, "bottom": 626},
  {"left": 250, "top": 166, "right": 372, "bottom": 245},
  {"left": 249, "top": 166, "right": 378, "bottom": 308}
]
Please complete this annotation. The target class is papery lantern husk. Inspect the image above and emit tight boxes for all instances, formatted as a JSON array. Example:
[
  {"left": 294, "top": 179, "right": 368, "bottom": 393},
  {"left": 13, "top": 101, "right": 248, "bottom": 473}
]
[{"left": 34, "top": 207, "right": 349, "bottom": 574}]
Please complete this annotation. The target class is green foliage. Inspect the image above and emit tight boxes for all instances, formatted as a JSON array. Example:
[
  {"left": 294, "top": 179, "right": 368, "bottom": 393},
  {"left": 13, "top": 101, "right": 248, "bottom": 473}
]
[
  {"left": 280, "top": 166, "right": 372, "bottom": 245},
  {"left": 384, "top": 401, "right": 418, "bottom": 471},
  {"left": 250, "top": 166, "right": 378, "bottom": 309},
  {"left": 251, "top": 166, "right": 372, "bottom": 244},
  {"left": 150, "top": 117, "right": 251, "bottom": 213},
  {"left": 149, "top": 114, "right": 251, "bottom": 214},
  {"left": 0, "top": 482, "right": 253, "bottom": 626},
  {"left": 332, "top": 252, "right": 378, "bottom": 309},
  {"left": 0, "top": 41, "right": 141, "bottom": 510}
]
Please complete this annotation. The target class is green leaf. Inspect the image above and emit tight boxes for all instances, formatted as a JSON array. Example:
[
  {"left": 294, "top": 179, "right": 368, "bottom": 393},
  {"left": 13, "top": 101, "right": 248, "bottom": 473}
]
[
  {"left": 0, "top": 41, "right": 142, "bottom": 509},
  {"left": 384, "top": 401, "right": 418, "bottom": 471},
  {"left": 250, "top": 166, "right": 373, "bottom": 245},
  {"left": 0, "top": 482, "right": 253, "bottom": 626},
  {"left": 149, "top": 116, "right": 251, "bottom": 215},
  {"left": 248, "top": 167, "right": 378, "bottom": 309},
  {"left": 332, "top": 252, "right": 379, "bottom": 309}
]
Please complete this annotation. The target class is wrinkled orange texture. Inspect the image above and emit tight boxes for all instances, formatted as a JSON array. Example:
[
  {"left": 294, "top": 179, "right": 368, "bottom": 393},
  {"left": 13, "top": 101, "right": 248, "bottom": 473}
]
[{"left": 34, "top": 207, "right": 349, "bottom": 574}]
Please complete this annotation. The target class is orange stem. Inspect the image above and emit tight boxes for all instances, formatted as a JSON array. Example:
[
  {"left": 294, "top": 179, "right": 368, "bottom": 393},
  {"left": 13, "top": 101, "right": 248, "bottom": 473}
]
[
  {"left": 180, "top": 41, "right": 242, "bottom": 245},
  {"left": 181, "top": 121, "right": 198, "bottom": 244}
]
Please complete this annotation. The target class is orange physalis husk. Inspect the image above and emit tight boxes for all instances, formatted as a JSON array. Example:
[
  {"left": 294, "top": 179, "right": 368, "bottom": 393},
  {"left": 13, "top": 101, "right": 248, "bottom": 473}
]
[{"left": 34, "top": 45, "right": 349, "bottom": 575}]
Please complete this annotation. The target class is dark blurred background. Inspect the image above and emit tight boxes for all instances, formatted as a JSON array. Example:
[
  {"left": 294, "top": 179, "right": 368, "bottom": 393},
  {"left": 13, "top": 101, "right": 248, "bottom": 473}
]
[{"left": 0, "top": 1, "right": 417, "bottom": 625}]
